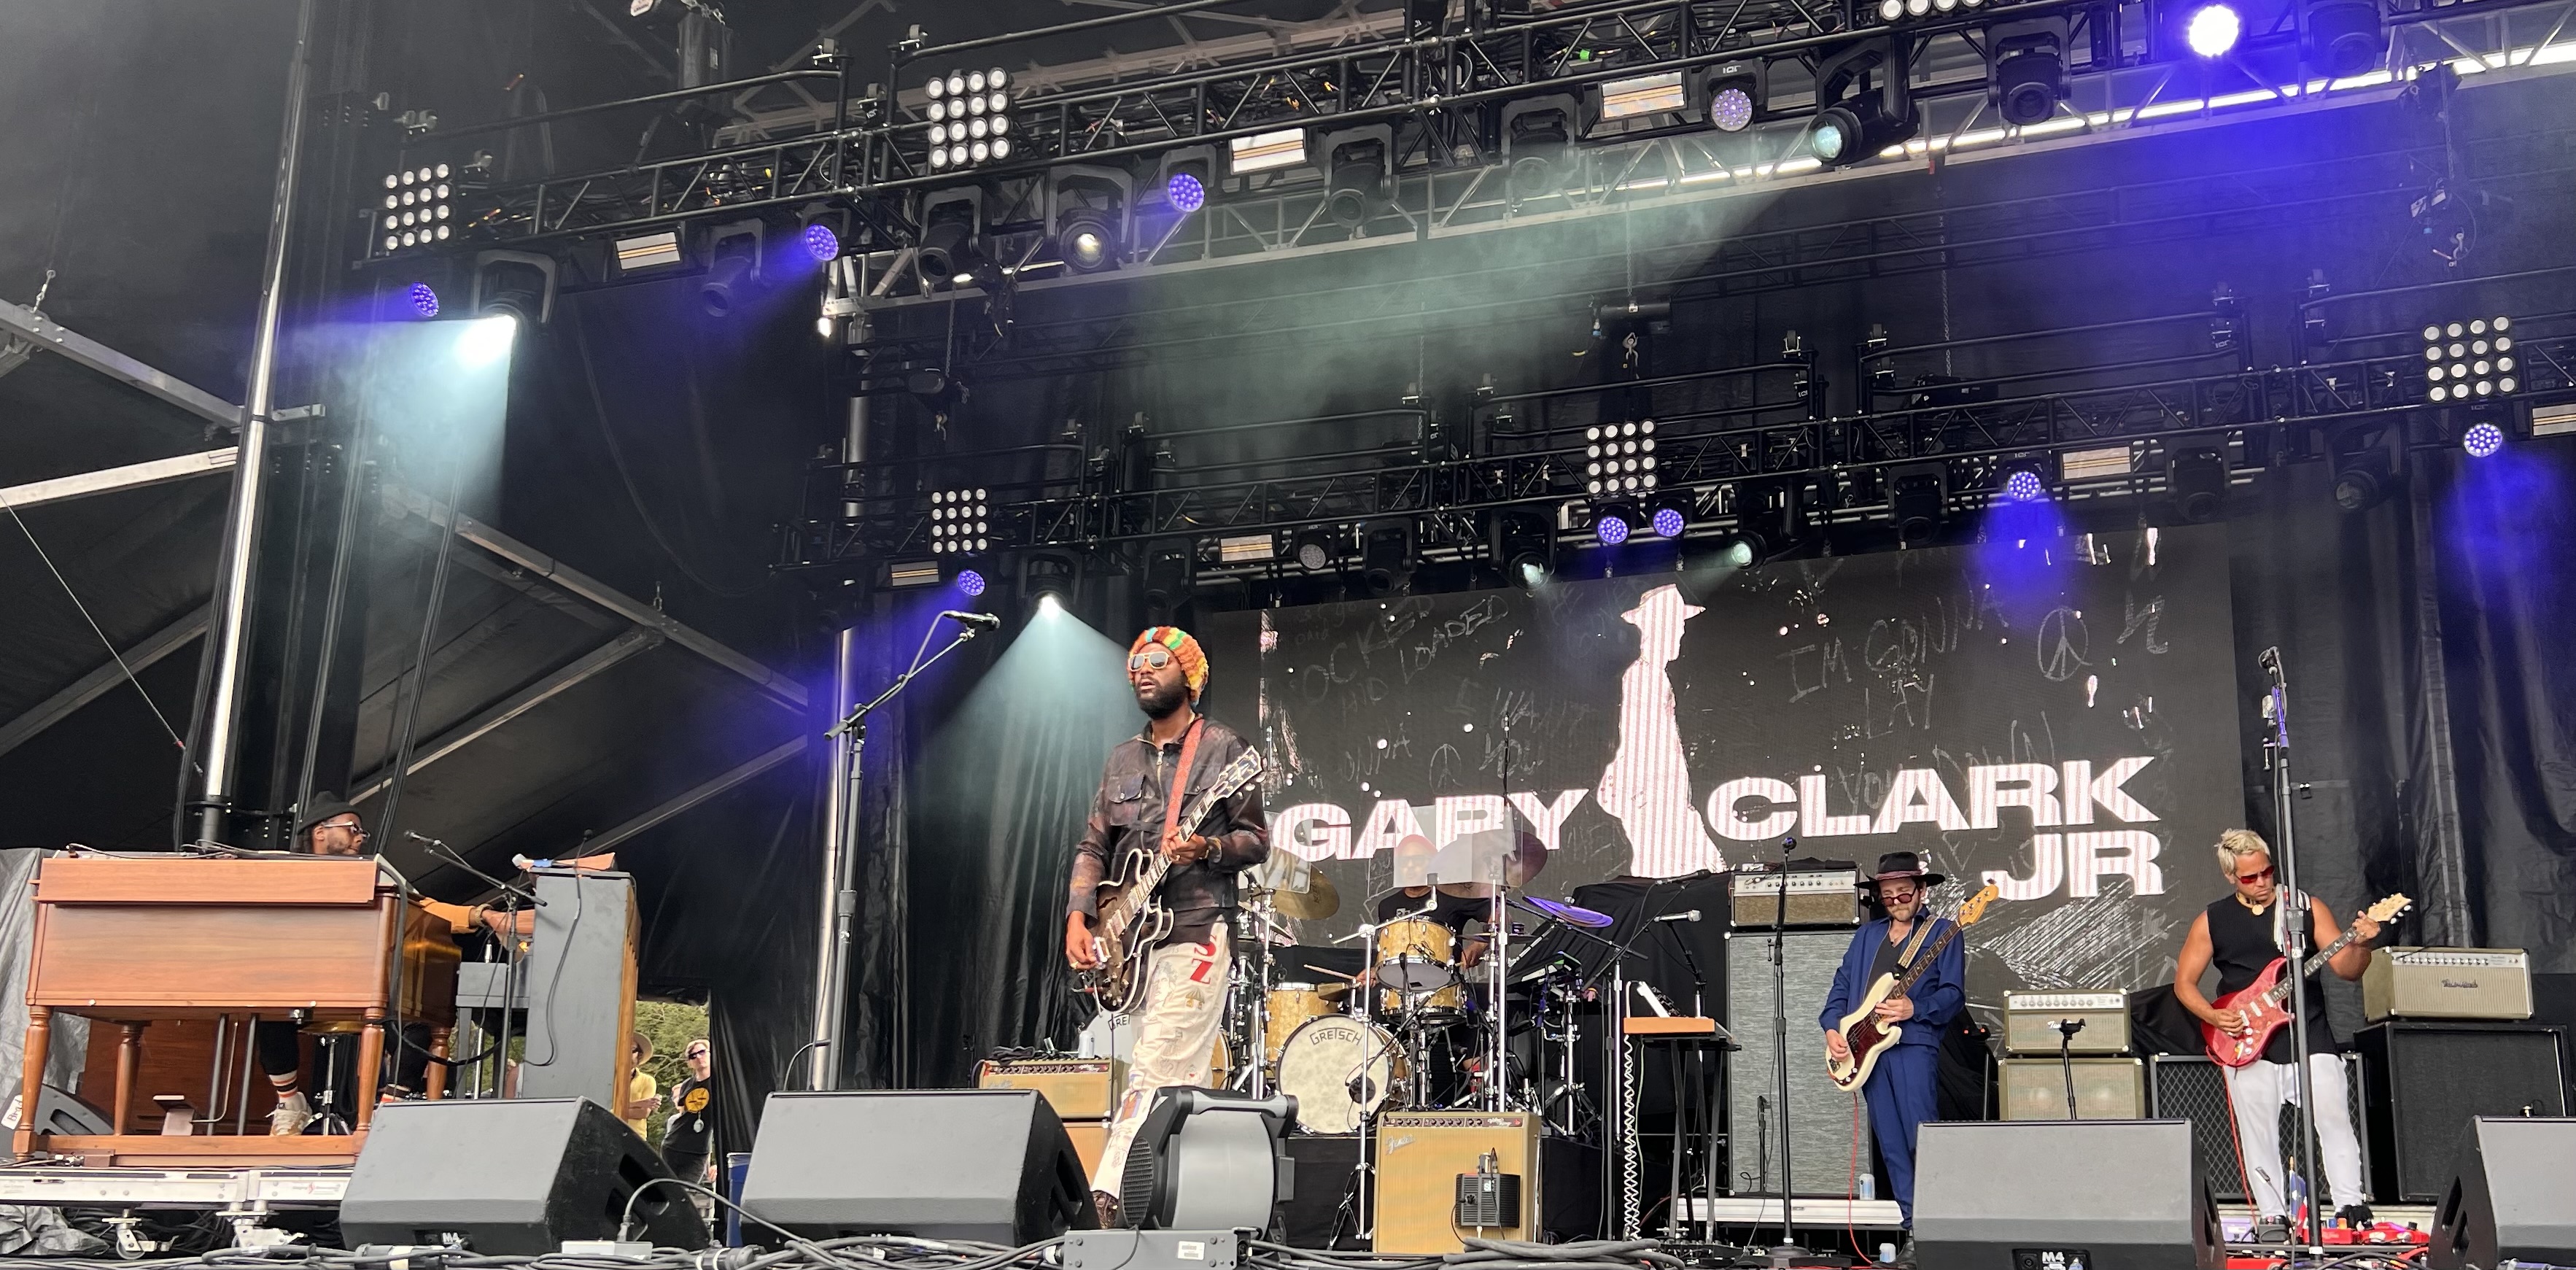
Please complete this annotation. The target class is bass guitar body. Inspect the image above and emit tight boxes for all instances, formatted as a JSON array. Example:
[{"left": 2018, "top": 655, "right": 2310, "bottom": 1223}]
[{"left": 1824, "top": 973, "right": 1907, "bottom": 1092}]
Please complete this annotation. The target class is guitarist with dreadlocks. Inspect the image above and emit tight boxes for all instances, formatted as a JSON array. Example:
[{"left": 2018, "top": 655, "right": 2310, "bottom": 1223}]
[{"left": 1064, "top": 626, "right": 1268, "bottom": 1228}]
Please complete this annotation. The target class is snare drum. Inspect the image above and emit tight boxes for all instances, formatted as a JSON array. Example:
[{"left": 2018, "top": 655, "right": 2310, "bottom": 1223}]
[
  {"left": 1375, "top": 917, "right": 1457, "bottom": 991},
  {"left": 1273, "top": 1015, "right": 1410, "bottom": 1134},
  {"left": 1264, "top": 983, "right": 1334, "bottom": 1064},
  {"left": 1379, "top": 978, "right": 1470, "bottom": 1022}
]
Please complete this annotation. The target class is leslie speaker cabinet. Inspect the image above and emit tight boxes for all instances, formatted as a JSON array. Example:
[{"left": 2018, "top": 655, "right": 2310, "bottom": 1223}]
[{"left": 1726, "top": 929, "right": 1872, "bottom": 1198}]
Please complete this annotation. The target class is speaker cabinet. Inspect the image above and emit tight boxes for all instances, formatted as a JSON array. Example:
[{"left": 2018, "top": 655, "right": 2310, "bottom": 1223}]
[
  {"left": 340, "top": 1098, "right": 705, "bottom": 1255},
  {"left": 1373, "top": 1110, "right": 1540, "bottom": 1252},
  {"left": 2000, "top": 1058, "right": 2145, "bottom": 1120},
  {"left": 2429, "top": 1118, "right": 2576, "bottom": 1270},
  {"left": 2149, "top": 1053, "right": 2371, "bottom": 1204},
  {"left": 1726, "top": 929, "right": 1871, "bottom": 1197},
  {"left": 1914, "top": 1120, "right": 2221, "bottom": 1270},
  {"left": 740, "top": 1090, "right": 1095, "bottom": 1244},
  {"left": 2359, "top": 1023, "right": 2567, "bottom": 1202}
]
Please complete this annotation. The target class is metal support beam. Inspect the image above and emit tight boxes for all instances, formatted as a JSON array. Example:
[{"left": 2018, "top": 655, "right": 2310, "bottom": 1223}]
[
  {"left": 586, "top": 735, "right": 809, "bottom": 853},
  {"left": 0, "top": 605, "right": 212, "bottom": 760},
  {"left": 0, "top": 301, "right": 244, "bottom": 433},
  {"left": 0, "top": 449, "right": 238, "bottom": 513},
  {"left": 384, "top": 485, "right": 808, "bottom": 710},
  {"left": 346, "top": 627, "right": 664, "bottom": 803}
]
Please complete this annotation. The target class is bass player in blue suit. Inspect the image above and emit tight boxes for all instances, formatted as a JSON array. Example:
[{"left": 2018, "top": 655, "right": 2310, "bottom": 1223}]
[{"left": 1818, "top": 851, "right": 1966, "bottom": 1234}]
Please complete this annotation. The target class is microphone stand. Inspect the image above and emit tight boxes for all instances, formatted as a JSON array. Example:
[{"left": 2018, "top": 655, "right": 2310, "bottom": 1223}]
[
  {"left": 407, "top": 833, "right": 544, "bottom": 1097},
  {"left": 2260, "top": 648, "right": 2326, "bottom": 1250},
  {"left": 815, "top": 613, "right": 986, "bottom": 1090},
  {"left": 1762, "top": 835, "right": 1807, "bottom": 1266},
  {"left": 2053, "top": 1018, "right": 2086, "bottom": 1119}
]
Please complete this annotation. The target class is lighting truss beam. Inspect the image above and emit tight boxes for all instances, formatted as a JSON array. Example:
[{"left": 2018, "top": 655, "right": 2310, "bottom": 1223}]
[
  {"left": 0, "top": 448, "right": 238, "bottom": 511},
  {"left": 347, "top": 627, "right": 664, "bottom": 802},
  {"left": 387, "top": 486, "right": 809, "bottom": 710},
  {"left": 0, "top": 605, "right": 212, "bottom": 760},
  {"left": 0, "top": 301, "right": 244, "bottom": 431},
  {"left": 587, "top": 735, "right": 809, "bottom": 853}
]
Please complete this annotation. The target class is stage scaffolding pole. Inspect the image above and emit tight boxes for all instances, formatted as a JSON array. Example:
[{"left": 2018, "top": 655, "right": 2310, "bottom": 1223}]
[
  {"left": 811, "top": 624, "right": 861, "bottom": 1091},
  {"left": 190, "top": 0, "right": 317, "bottom": 848}
]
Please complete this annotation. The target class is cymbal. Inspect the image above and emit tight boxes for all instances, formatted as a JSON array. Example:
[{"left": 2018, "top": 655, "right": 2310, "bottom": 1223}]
[
  {"left": 1271, "top": 869, "right": 1340, "bottom": 920},
  {"left": 1435, "top": 832, "right": 1548, "bottom": 898}
]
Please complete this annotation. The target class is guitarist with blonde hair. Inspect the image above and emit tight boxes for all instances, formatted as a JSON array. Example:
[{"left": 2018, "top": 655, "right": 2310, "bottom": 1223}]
[
  {"left": 1063, "top": 626, "right": 1268, "bottom": 1228},
  {"left": 2173, "top": 828, "right": 2383, "bottom": 1238},
  {"left": 1818, "top": 851, "right": 1966, "bottom": 1234}
]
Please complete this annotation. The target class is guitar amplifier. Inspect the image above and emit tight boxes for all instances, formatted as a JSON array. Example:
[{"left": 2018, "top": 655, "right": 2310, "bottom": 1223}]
[
  {"left": 1998, "top": 1058, "right": 2146, "bottom": 1120},
  {"left": 977, "top": 1058, "right": 1120, "bottom": 1120},
  {"left": 1375, "top": 1110, "right": 1541, "bottom": 1252},
  {"left": 2001, "top": 991, "right": 2132, "bottom": 1054},
  {"left": 2363, "top": 948, "right": 2534, "bottom": 1021},
  {"left": 1728, "top": 869, "right": 1861, "bottom": 928}
]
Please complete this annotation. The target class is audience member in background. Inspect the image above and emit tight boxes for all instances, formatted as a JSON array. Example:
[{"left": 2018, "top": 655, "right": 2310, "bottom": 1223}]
[
  {"left": 623, "top": 1031, "right": 660, "bottom": 1136},
  {"left": 662, "top": 1039, "right": 718, "bottom": 1215}
]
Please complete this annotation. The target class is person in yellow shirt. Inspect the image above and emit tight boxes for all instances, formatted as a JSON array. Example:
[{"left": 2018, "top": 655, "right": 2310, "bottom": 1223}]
[{"left": 623, "top": 1031, "right": 660, "bottom": 1136}]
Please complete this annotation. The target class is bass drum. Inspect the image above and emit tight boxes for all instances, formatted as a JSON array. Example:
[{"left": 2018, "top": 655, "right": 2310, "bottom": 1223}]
[
  {"left": 1078, "top": 1012, "right": 1233, "bottom": 1087},
  {"left": 1273, "top": 1015, "right": 1408, "bottom": 1134}
]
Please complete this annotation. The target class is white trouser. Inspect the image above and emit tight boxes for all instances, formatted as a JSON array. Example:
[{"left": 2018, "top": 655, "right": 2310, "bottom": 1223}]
[
  {"left": 1092, "top": 926, "right": 1231, "bottom": 1196},
  {"left": 2221, "top": 1053, "right": 2365, "bottom": 1217}
]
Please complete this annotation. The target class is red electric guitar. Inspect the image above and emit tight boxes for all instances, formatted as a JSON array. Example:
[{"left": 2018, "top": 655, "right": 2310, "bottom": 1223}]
[{"left": 2202, "top": 894, "right": 2410, "bottom": 1067}]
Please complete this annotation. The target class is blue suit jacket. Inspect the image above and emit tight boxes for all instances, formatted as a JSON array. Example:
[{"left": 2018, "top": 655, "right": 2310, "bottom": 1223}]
[{"left": 1817, "top": 916, "right": 1966, "bottom": 1048}]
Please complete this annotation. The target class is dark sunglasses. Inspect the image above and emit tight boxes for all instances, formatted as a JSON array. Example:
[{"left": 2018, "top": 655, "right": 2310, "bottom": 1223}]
[
  {"left": 1128, "top": 646, "right": 1174, "bottom": 672},
  {"left": 2236, "top": 866, "right": 2276, "bottom": 884},
  {"left": 684, "top": 1048, "right": 708, "bottom": 1058}
]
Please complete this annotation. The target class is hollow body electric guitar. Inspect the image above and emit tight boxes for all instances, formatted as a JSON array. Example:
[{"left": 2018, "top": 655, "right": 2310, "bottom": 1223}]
[
  {"left": 1082, "top": 747, "right": 1265, "bottom": 1015},
  {"left": 1826, "top": 883, "right": 2001, "bottom": 1093},
  {"left": 2203, "top": 894, "right": 2411, "bottom": 1067}
]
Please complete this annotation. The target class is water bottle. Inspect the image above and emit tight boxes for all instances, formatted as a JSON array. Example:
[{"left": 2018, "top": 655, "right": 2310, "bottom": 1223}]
[
  {"left": 1877, "top": 1243, "right": 1898, "bottom": 1265},
  {"left": 1858, "top": 1174, "right": 1875, "bottom": 1201}
]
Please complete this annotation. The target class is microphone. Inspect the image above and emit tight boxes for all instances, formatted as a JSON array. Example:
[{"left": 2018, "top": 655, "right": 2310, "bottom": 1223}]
[
  {"left": 403, "top": 830, "right": 447, "bottom": 848},
  {"left": 1653, "top": 909, "right": 1703, "bottom": 924},
  {"left": 941, "top": 611, "right": 1000, "bottom": 630}
]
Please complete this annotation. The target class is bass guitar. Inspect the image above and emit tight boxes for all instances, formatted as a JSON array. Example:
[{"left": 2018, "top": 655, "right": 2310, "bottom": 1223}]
[
  {"left": 1826, "top": 883, "right": 2000, "bottom": 1093},
  {"left": 1082, "top": 746, "right": 1265, "bottom": 1014},
  {"left": 2203, "top": 894, "right": 2410, "bottom": 1067}
]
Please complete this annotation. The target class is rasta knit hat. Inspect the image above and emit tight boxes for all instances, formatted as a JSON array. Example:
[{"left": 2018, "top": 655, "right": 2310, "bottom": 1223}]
[{"left": 1131, "top": 626, "right": 1209, "bottom": 701}]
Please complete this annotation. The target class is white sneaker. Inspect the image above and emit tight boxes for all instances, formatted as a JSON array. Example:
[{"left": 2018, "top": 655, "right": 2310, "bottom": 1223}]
[{"left": 268, "top": 1091, "right": 314, "bottom": 1137}]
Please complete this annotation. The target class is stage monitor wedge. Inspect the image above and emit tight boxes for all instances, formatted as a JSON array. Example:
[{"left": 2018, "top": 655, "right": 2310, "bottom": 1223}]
[
  {"left": 340, "top": 1098, "right": 705, "bottom": 1255},
  {"left": 1914, "top": 1120, "right": 2220, "bottom": 1270},
  {"left": 2429, "top": 1118, "right": 2576, "bottom": 1270},
  {"left": 739, "top": 1089, "right": 1097, "bottom": 1244}
]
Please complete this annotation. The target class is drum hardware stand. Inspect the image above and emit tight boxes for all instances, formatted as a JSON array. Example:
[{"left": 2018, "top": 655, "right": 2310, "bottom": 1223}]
[{"left": 2260, "top": 647, "right": 2327, "bottom": 1252}]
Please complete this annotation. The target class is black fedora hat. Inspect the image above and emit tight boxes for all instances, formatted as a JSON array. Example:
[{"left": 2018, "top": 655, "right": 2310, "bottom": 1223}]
[
  {"left": 1859, "top": 851, "right": 1946, "bottom": 890},
  {"left": 295, "top": 791, "right": 362, "bottom": 837}
]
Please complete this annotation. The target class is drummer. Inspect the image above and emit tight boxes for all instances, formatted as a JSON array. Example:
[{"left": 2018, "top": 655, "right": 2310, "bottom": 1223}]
[{"left": 1370, "top": 885, "right": 1491, "bottom": 970}]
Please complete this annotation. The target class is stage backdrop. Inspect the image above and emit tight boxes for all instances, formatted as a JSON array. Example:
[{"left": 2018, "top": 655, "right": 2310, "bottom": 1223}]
[{"left": 1201, "top": 524, "right": 2242, "bottom": 1008}]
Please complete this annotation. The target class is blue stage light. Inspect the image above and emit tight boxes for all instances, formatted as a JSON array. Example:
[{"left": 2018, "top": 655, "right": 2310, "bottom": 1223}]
[
  {"left": 1167, "top": 171, "right": 1206, "bottom": 213},
  {"left": 2003, "top": 471, "right": 2047, "bottom": 503},
  {"left": 1597, "top": 513, "right": 1631, "bottom": 546},
  {"left": 2463, "top": 422, "right": 2505, "bottom": 458},
  {"left": 957, "top": 569, "right": 988, "bottom": 597},
  {"left": 802, "top": 222, "right": 840, "bottom": 262},
  {"left": 2187, "top": 4, "right": 2241, "bottom": 56},
  {"left": 1652, "top": 506, "right": 1686, "bottom": 538},
  {"left": 407, "top": 282, "right": 440, "bottom": 318}
]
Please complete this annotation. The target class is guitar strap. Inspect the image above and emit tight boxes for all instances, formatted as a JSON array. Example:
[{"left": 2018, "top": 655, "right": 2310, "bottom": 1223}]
[
  {"left": 1158, "top": 717, "right": 1208, "bottom": 846},
  {"left": 1893, "top": 915, "right": 1938, "bottom": 970}
]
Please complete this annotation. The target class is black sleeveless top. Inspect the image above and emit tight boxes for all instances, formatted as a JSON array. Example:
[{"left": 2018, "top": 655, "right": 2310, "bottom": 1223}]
[{"left": 2205, "top": 894, "right": 2341, "bottom": 1061}]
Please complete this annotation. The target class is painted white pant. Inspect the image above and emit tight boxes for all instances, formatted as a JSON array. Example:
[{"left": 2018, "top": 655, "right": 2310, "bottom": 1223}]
[
  {"left": 1092, "top": 927, "right": 1230, "bottom": 1197},
  {"left": 2222, "top": 1053, "right": 2365, "bottom": 1217}
]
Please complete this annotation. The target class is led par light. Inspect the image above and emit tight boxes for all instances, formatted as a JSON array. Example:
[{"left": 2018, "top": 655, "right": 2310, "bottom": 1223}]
[
  {"left": 923, "top": 67, "right": 1015, "bottom": 171},
  {"left": 2424, "top": 316, "right": 2516, "bottom": 403},
  {"left": 374, "top": 160, "right": 458, "bottom": 255},
  {"left": 928, "top": 487, "right": 990, "bottom": 555},
  {"left": 1584, "top": 419, "right": 1659, "bottom": 496}
]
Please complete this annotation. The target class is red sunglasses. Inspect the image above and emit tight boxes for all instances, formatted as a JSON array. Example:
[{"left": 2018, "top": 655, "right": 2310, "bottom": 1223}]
[{"left": 2236, "top": 866, "right": 2276, "bottom": 884}]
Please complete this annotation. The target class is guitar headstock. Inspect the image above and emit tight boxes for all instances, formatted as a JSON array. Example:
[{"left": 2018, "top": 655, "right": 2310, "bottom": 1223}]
[
  {"left": 1955, "top": 883, "right": 2003, "bottom": 926},
  {"left": 2364, "top": 894, "right": 2412, "bottom": 925}
]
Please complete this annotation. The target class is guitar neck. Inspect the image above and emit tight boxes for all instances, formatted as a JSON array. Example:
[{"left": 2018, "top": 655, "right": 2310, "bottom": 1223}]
[
  {"left": 1886, "top": 919, "right": 1961, "bottom": 996},
  {"left": 2270, "top": 922, "right": 2361, "bottom": 1002}
]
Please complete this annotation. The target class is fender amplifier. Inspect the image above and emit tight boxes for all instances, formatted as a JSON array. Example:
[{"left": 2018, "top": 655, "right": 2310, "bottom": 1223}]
[
  {"left": 1729, "top": 869, "right": 1861, "bottom": 928},
  {"left": 2363, "top": 948, "right": 2533, "bottom": 1021},
  {"left": 979, "top": 1058, "right": 1120, "bottom": 1120},
  {"left": 2002, "top": 991, "right": 2133, "bottom": 1054}
]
